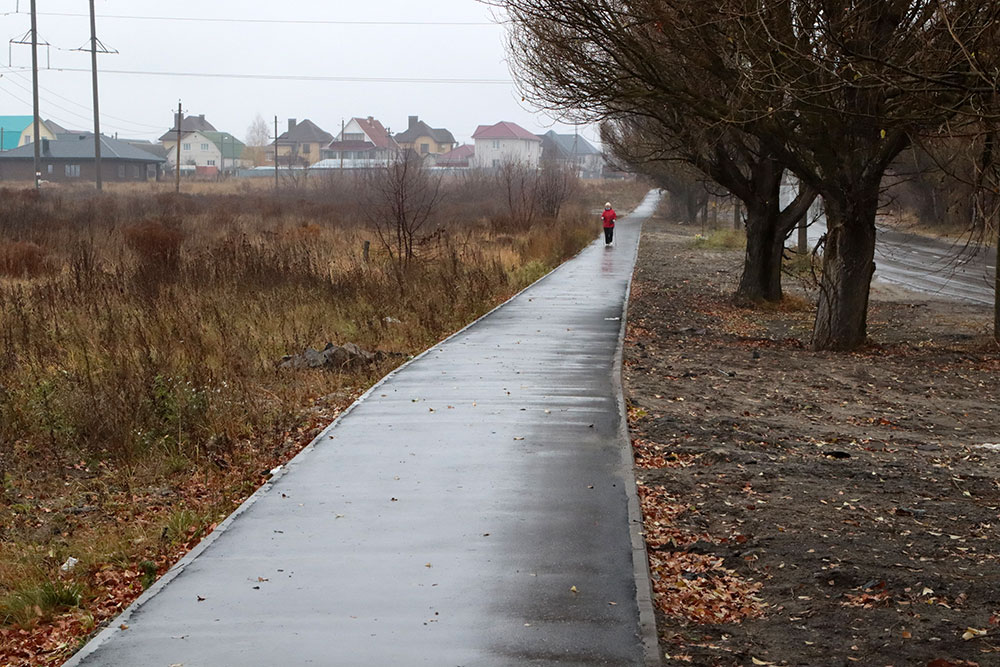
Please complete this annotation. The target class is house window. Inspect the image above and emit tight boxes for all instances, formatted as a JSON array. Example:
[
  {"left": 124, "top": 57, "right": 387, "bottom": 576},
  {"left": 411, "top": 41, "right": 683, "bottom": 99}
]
[
  {"left": 302, "top": 143, "right": 311, "bottom": 154},
  {"left": 118, "top": 165, "right": 125, "bottom": 179},
  {"left": 344, "top": 133, "right": 364, "bottom": 141},
  {"left": 493, "top": 140, "right": 500, "bottom": 149},
  {"left": 46, "top": 165, "right": 52, "bottom": 174},
  {"left": 207, "top": 159, "right": 216, "bottom": 166},
  {"left": 420, "top": 143, "right": 429, "bottom": 154},
  {"left": 182, "top": 143, "right": 191, "bottom": 151},
  {"left": 492, "top": 159, "right": 500, "bottom": 168},
  {"left": 201, "top": 143, "right": 209, "bottom": 151},
  {"left": 131, "top": 165, "right": 141, "bottom": 178},
  {"left": 65, "top": 164, "right": 80, "bottom": 178}
]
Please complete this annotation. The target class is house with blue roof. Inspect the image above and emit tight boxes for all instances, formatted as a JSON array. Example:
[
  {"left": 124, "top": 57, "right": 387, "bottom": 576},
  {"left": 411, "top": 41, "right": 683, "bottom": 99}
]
[{"left": 0, "top": 116, "right": 56, "bottom": 151}]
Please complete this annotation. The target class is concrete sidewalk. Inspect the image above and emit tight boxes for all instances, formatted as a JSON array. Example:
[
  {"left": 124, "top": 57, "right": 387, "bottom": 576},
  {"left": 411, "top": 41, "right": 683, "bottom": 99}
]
[{"left": 67, "top": 191, "right": 662, "bottom": 667}]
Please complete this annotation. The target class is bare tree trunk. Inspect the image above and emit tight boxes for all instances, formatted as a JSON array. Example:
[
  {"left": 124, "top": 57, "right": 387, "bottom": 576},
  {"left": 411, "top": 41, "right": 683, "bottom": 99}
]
[
  {"left": 736, "top": 205, "right": 784, "bottom": 302},
  {"left": 812, "top": 191, "right": 879, "bottom": 351},
  {"left": 995, "top": 227, "right": 999, "bottom": 344}
]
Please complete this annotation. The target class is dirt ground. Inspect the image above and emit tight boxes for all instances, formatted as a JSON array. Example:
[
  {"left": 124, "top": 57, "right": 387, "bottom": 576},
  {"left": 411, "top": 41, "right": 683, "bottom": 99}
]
[{"left": 624, "top": 216, "right": 1000, "bottom": 667}]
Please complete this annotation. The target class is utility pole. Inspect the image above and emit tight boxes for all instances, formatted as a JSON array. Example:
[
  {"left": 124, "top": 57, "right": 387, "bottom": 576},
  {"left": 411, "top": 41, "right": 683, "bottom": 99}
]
[
  {"left": 274, "top": 115, "right": 279, "bottom": 192},
  {"left": 88, "top": 0, "right": 102, "bottom": 191},
  {"left": 175, "top": 100, "right": 182, "bottom": 193},
  {"left": 340, "top": 119, "right": 345, "bottom": 170},
  {"left": 30, "top": 0, "right": 40, "bottom": 190}
]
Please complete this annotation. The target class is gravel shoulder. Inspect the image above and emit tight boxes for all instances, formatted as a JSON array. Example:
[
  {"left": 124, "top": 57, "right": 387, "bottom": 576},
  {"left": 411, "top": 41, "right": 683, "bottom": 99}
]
[{"left": 624, "top": 215, "right": 1000, "bottom": 667}]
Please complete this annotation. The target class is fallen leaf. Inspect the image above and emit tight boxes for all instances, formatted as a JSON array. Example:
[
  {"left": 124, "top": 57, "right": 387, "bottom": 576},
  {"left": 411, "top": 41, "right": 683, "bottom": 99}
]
[
  {"left": 752, "top": 659, "right": 775, "bottom": 666},
  {"left": 962, "top": 627, "right": 987, "bottom": 640}
]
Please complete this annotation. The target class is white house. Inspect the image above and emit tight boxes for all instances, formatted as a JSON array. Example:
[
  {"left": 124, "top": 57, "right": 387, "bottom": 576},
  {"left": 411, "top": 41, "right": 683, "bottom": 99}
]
[
  {"left": 163, "top": 130, "right": 247, "bottom": 175},
  {"left": 314, "top": 116, "right": 398, "bottom": 169},
  {"left": 471, "top": 121, "right": 542, "bottom": 169}
]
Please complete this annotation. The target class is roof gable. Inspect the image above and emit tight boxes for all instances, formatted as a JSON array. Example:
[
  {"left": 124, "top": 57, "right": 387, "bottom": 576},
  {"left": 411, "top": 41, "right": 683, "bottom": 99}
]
[
  {"left": 541, "top": 130, "right": 601, "bottom": 157},
  {"left": 0, "top": 116, "right": 35, "bottom": 150},
  {"left": 201, "top": 131, "right": 246, "bottom": 159},
  {"left": 159, "top": 114, "right": 217, "bottom": 142},
  {"left": 472, "top": 121, "right": 541, "bottom": 142},
  {"left": 395, "top": 120, "right": 456, "bottom": 146},
  {"left": 276, "top": 119, "right": 334, "bottom": 145},
  {"left": 351, "top": 117, "right": 396, "bottom": 149}
]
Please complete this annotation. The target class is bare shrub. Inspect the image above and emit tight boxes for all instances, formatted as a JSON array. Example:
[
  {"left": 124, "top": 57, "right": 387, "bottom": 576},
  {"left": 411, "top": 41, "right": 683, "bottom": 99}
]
[
  {"left": 124, "top": 219, "right": 185, "bottom": 276},
  {"left": 361, "top": 153, "right": 443, "bottom": 267},
  {"left": 0, "top": 242, "right": 53, "bottom": 278}
]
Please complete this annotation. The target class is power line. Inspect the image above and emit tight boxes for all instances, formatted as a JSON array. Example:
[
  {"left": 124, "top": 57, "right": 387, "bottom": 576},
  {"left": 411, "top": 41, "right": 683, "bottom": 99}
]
[
  {"left": 5, "top": 65, "right": 512, "bottom": 85},
  {"left": 17, "top": 11, "right": 498, "bottom": 27},
  {"left": 1, "top": 68, "right": 162, "bottom": 134},
  {"left": 2, "top": 65, "right": 165, "bottom": 130}
]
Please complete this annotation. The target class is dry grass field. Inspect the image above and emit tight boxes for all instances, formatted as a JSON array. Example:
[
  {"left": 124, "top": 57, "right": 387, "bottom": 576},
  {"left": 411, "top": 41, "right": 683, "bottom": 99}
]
[{"left": 0, "top": 174, "right": 648, "bottom": 665}]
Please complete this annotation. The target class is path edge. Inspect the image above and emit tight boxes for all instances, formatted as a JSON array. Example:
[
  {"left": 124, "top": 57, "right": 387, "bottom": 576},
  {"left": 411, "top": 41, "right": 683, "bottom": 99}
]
[
  {"left": 63, "top": 196, "right": 653, "bottom": 666},
  {"left": 613, "top": 196, "right": 663, "bottom": 666}
]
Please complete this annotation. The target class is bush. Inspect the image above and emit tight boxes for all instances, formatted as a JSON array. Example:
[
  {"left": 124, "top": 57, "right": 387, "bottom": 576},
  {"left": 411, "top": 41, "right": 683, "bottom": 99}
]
[
  {"left": 124, "top": 219, "right": 185, "bottom": 275},
  {"left": 0, "top": 241, "right": 52, "bottom": 278}
]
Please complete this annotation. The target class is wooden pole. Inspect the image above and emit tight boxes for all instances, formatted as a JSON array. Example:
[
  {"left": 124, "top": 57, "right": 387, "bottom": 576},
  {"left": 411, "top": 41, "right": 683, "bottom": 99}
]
[
  {"left": 30, "top": 0, "right": 40, "bottom": 190},
  {"left": 89, "top": 0, "right": 102, "bottom": 191},
  {"left": 175, "top": 100, "right": 182, "bottom": 193},
  {"left": 274, "top": 115, "right": 279, "bottom": 192}
]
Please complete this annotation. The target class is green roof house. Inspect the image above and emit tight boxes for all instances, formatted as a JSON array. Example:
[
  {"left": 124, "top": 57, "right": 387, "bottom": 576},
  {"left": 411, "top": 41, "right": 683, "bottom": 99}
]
[{"left": 0, "top": 116, "right": 56, "bottom": 151}]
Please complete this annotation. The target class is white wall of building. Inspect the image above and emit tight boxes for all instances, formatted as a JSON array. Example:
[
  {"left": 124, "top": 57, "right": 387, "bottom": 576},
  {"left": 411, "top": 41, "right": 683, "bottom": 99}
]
[
  {"left": 163, "top": 131, "right": 246, "bottom": 169},
  {"left": 473, "top": 138, "right": 541, "bottom": 169}
]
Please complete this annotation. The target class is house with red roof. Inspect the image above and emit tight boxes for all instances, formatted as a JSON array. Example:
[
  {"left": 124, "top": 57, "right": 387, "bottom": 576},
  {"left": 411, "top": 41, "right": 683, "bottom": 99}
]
[
  {"left": 471, "top": 121, "right": 542, "bottom": 169},
  {"left": 429, "top": 144, "right": 475, "bottom": 169},
  {"left": 315, "top": 116, "right": 399, "bottom": 169}
]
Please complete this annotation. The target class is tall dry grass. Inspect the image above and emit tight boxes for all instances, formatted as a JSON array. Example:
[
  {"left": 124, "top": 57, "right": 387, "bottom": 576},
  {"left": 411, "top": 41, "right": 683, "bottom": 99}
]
[{"left": 0, "top": 174, "right": 647, "bottom": 661}]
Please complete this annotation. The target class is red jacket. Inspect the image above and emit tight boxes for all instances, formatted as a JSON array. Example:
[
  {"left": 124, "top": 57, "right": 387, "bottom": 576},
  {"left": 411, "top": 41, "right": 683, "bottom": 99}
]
[{"left": 601, "top": 209, "right": 617, "bottom": 228}]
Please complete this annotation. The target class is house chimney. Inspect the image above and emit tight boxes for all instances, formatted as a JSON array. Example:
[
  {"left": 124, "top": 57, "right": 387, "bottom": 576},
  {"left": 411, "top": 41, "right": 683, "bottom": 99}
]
[
  {"left": 408, "top": 116, "right": 418, "bottom": 131},
  {"left": 288, "top": 118, "right": 297, "bottom": 132},
  {"left": 199, "top": 114, "right": 205, "bottom": 121}
]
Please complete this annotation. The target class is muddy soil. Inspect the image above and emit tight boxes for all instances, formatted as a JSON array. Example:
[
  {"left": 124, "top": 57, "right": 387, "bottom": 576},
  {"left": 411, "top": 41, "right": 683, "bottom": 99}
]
[{"left": 624, "top": 216, "right": 1000, "bottom": 667}]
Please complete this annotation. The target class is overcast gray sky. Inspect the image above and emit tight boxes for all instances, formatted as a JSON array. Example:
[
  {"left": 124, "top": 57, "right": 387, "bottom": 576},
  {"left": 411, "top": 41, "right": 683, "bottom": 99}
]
[{"left": 0, "top": 0, "right": 598, "bottom": 147}]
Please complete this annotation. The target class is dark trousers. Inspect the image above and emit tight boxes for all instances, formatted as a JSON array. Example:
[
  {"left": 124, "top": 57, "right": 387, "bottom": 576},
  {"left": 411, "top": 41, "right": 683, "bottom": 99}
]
[{"left": 604, "top": 226, "right": 614, "bottom": 244}]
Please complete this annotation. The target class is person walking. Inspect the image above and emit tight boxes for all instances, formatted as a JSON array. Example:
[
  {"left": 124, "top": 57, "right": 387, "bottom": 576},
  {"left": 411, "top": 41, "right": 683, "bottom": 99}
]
[{"left": 601, "top": 202, "right": 617, "bottom": 246}]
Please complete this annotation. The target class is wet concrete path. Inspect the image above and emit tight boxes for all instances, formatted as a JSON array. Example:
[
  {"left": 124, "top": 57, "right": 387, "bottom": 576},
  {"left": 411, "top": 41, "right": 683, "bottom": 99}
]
[{"left": 67, "top": 191, "right": 662, "bottom": 667}]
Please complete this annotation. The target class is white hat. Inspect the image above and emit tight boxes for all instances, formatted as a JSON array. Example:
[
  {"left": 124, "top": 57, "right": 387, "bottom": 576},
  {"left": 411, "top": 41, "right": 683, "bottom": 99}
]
[{"left": 604, "top": 202, "right": 611, "bottom": 208}]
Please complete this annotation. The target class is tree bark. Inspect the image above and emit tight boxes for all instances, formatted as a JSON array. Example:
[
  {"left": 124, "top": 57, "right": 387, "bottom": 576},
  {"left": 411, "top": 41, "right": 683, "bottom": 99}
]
[
  {"left": 994, "top": 226, "right": 999, "bottom": 344},
  {"left": 736, "top": 205, "right": 784, "bottom": 302},
  {"left": 812, "top": 190, "right": 879, "bottom": 351}
]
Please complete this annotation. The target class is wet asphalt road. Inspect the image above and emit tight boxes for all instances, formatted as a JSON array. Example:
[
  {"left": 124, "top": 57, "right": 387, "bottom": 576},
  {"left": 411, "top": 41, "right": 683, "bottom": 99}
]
[
  {"left": 789, "top": 190, "right": 996, "bottom": 305},
  {"left": 66, "top": 192, "right": 662, "bottom": 667},
  {"left": 871, "top": 227, "right": 996, "bottom": 306}
]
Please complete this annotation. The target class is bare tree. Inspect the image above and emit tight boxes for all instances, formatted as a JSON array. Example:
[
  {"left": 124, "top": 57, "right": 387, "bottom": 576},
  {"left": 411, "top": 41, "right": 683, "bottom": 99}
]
[
  {"left": 244, "top": 113, "right": 272, "bottom": 167},
  {"left": 361, "top": 152, "right": 443, "bottom": 268},
  {"left": 602, "top": 114, "right": 815, "bottom": 303},
  {"left": 497, "top": 0, "right": 1000, "bottom": 350},
  {"left": 536, "top": 159, "right": 579, "bottom": 219},
  {"left": 497, "top": 160, "right": 541, "bottom": 230}
]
